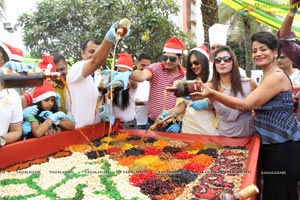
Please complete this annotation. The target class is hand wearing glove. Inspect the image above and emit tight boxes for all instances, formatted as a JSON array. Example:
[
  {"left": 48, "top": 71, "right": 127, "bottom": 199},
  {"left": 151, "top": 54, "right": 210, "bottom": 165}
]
[
  {"left": 55, "top": 93, "right": 61, "bottom": 108},
  {"left": 99, "top": 104, "right": 115, "bottom": 124},
  {"left": 183, "top": 95, "right": 192, "bottom": 100},
  {"left": 159, "top": 110, "right": 169, "bottom": 120},
  {"left": 49, "top": 111, "right": 67, "bottom": 125},
  {"left": 166, "top": 123, "right": 181, "bottom": 133},
  {"left": 105, "top": 21, "right": 131, "bottom": 42},
  {"left": 189, "top": 99, "right": 209, "bottom": 110},
  {"left": 108, "top": 71, "right": 131, "bottom": 90},
  {"left": 66, "top": 115, "right": 76, "bottom": 124},
  {"left": 23, "top": 105, "right": 38, "bottom": 119},
  {"left": 39, "top": 111, "right": 53, "bottom": 119},
  {"left": 102, "top": 69, "right": 120, "bottom": 77},
  {"left": 22, "top": 121, "right": 32, "bottom": 136},
  {"left": 3, "top": 61, "right": 36, "bottom": 73}
]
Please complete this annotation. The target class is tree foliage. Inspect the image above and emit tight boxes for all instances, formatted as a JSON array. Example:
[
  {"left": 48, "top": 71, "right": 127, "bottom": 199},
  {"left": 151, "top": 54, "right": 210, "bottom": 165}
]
[{"left": 18, "top": 0, "right": 187, "bottom": 64}]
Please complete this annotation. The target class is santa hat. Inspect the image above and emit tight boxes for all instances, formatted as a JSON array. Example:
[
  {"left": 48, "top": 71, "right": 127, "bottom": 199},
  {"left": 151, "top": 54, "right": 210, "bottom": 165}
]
[
  {"left": 0, "top": 42, "right": 23, "bottom": 62},
  {"left": 32, "top": 80, "right": 56, "bottom": 103},
  {"left": 115, "top": 53, "right": 133, "bottom": 71},
  {"left": 190, "top": 45, "right": 210, "bottom": 60},
  {"left": 163, "top": 37, "right": 186, "bottom": 54},
  {"left": 208, "top": 24, "right": 229, "bottom": 47},
  {"left": 38, "top": 55, "right": 56, "bottom": 73}
]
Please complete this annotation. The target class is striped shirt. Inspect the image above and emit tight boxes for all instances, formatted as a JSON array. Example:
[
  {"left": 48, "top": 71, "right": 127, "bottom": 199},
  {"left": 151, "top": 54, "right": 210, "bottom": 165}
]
[{"left": 145, "top": 62, "right": 185, "bottom": 121}]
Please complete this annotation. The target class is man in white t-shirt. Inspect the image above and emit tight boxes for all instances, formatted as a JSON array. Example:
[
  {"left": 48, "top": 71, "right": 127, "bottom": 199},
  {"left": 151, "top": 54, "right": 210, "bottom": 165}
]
[
  {"left": 0, "top": 84, "right": 23, "bottom": 146},
  {"left": 66, "top": 22, "right": 129, "bottom": 128},
  {"left": 134, "top": 52, "right": 152, "bottom": 129}
]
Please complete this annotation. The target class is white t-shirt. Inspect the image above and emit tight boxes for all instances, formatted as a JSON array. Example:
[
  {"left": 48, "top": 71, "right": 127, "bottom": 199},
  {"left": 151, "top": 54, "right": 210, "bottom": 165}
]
[
  {"left": 0, "top": 89, "right": 23, "bottom": 136},
  {"left": 134, "top": 81, "right": 150, "bottom": 126},
  {"left": 290, "top": 68, "right": 300, "bottom": 83},
  {"left": 113, "top": 88, "right": 137, "bottom": 123},
  {"left": 66, "top": 60, "right": 100, "bottom": 128}
]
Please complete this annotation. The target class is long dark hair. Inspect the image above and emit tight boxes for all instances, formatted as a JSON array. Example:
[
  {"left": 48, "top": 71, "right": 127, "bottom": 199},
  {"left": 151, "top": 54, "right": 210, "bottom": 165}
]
[
  {"left": 186, "top": 50, "right": 210, "bottom": 82},
  {"left": 212, "top": 45, "right": 244, "bottom": 97},
  {"left": 112, "top": 89, "right": 130, "bottom": 109}
]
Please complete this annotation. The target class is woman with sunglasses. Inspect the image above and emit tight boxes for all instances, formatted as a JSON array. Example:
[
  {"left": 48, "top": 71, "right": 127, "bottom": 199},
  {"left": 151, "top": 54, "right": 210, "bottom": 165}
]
[
  {"left": 191, "top": 31, "right": 300, "bottom": 200},
  {"left": 195, "top": 45, "right": 257, "bottom": 137},
  {"left": 158, "top": 45, "right": 217, "bottom": 135}
]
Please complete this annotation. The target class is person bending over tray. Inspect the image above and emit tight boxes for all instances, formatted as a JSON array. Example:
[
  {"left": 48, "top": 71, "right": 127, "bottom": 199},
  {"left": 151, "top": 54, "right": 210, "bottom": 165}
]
[{"left": 190, "top": 31, "right": 300, "bottom": 200}]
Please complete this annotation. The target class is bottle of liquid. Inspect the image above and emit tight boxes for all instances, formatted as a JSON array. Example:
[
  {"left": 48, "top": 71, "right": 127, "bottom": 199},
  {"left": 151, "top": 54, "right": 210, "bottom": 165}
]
[
  {"left": 165, "top": 80, "right": 202, "bottom": 97},
  {"left": 210, "top": 184, "right": 259, "bottom": 200},
  {"left": 115, "top": 18, "right": 131, "bottom": 38},
  {"left": 0, "top": 69, "right": 61, "bottom": 88}
]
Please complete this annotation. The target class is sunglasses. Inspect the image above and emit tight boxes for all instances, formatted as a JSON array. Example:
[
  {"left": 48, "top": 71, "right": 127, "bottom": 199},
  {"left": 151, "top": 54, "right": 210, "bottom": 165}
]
[
  {"left": 162, "top": 55, "right": 177, "bottom": 62},
  {"left": 214, "top": 56, "right": 232, "bottom": 64},
  {"left": 191, "top": 60, "right": 200, "bottom": 66}
]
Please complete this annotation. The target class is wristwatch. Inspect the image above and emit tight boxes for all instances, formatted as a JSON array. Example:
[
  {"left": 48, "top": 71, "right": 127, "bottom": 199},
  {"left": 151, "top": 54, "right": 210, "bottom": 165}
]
[{"left": 0, "top": 136, "right": 6, "bottom": 146}]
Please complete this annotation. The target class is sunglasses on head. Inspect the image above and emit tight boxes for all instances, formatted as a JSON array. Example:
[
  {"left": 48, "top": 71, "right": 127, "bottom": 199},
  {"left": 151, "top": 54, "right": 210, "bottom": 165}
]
[
  {"left": 162, "top": 55, "right": 177, "bottom": 62},
  {"left": 214, "top": 56, "right": 232, "bottom": 64}
]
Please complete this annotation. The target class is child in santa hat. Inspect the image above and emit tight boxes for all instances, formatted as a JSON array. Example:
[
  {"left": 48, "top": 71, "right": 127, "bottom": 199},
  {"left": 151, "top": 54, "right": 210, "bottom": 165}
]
[{"left": 22, "top": 80, "right": 75, "bottom": 138}]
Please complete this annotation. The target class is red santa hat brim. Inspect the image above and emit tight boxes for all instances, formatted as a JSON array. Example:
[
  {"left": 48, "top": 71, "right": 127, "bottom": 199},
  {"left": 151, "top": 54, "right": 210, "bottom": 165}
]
[
  {"left": 115, "top": 53, "right": 133, "bottom": 70},
  {"left": 32, "top": 81, "right": 56, "bottom": 103},
  {"left": 0, "top": 42, "right": 23, "bottom": 62},
  {"left": 163, "top": 37, "right": 186, "bottom": 54},
  {"left": 190, "top": 46, "right": 210, "bottom": 60}
]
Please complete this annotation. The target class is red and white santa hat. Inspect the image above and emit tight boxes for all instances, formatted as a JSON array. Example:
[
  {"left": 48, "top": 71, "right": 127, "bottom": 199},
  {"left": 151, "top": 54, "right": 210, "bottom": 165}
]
[
  {"left": 38, "top": 55, "right": 56, "bottom": 73},
  {"left": 0, "top": 42, "right": 23, "bottom": 62},
  {"left": 190, "top": 45, "right": 210, "bottom": 60},
  {"left": 163, "top": 37, "right": 186, "bottom": 54},
  {"left": 32, "top": 80, "right": 56, "bottom": 103},
  {"left": 115, "top": 53, "right": 133, "bottom": 71}
]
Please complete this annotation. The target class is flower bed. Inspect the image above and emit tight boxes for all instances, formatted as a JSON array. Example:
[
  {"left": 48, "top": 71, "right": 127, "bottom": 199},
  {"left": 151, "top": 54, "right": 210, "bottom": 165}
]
[{"left": 0, "top": 132, "right": 252, "bottom": 200}]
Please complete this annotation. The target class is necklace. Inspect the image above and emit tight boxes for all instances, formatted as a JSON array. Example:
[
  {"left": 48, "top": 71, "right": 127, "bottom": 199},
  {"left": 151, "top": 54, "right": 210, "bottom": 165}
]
[{"left": 220, "top": 81, "right": 231, "bottom": 90}]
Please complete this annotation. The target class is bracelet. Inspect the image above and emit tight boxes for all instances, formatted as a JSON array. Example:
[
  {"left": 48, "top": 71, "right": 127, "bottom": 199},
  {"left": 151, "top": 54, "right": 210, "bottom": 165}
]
[
  {"left": 171, "top": 111, "right": 177, "bottom": 118},
  {"left": 288, "top": 9, "right": 297, "bottom": 17}
]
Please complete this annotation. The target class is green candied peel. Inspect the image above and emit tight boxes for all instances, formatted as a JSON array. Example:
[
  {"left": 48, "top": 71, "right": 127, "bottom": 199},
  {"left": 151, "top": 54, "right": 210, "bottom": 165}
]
[
  {"left": 93, "top": 159, "right": 143, "bottom": 200},
  {"left": 0, "top": 167, "right": 87, "bottom": 200}
]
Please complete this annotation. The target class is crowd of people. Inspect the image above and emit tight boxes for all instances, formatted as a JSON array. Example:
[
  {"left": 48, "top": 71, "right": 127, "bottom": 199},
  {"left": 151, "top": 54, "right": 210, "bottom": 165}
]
[{"left": 1, "top": 1, "right": 300, "bottom": 198}]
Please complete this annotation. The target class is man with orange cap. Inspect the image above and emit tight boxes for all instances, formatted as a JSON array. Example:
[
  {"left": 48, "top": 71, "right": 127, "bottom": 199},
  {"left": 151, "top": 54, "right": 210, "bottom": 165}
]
[{"left": 110, "top": 37, "right": 186, "bottom": 128}]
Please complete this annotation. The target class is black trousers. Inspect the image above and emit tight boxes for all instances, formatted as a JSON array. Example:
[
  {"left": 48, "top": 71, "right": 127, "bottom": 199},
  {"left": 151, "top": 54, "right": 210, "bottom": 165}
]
[{"left": 260, "top": 141, "right": 300, "bottom": 200}]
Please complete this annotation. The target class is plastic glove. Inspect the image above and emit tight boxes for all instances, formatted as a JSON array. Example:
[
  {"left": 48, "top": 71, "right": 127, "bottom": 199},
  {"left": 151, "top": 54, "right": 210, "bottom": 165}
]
[
  {"left": 159, "top": 110, "right": 169, "bottom": 120},
  {"left": 183, "top": 95, "right": 192, "bottom": 100},
  {"left": 23, "top": 105, "right": 38, "bottom": 119},
  {"left": 189, "top": 99, "right": 209, "bottom": 110},
  {"left": 39, "top": 111, "right": 53, "bottom": 119},
  {"left": 55, "top": 93, "right": 61, "bottom": 108},
  {"left": 105, "top": 21, "right": 131, "bottom": 42},
  {"left": 166, "top": 123, "right": 181, "bottom": 133},
  {"left": 108, "top": 71, "right": 131, "bottom": 90},
  {"left": 66, "top": 114, "right": 76, "bottom": 124},
  {"left": 99, "top": 104, "right": 115, "bottom": 124},
  {"left": 22, "top": 121, "right": 32, "bottom": 136},
  {"left": 102, "top": 69, "right": 120, "bottom": 77},
  {"left": 49, "top": 111, "right": 67, "bottom": 125},
  {"left": 3, "top": 61, "right": 36, "bottom": 73}
]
